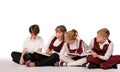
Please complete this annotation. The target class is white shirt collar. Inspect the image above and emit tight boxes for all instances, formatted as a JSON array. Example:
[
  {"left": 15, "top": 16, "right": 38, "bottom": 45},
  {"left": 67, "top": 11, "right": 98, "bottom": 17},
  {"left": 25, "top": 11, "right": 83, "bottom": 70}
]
[
  {"left": 67, "top": 39, "right": 80, "bottom": 50},
  {"left": 99, "top": 39, "right": 109, "bottom": 46},
  {"left": 28, "top": 36, "right": 39, "bottom": 40}
]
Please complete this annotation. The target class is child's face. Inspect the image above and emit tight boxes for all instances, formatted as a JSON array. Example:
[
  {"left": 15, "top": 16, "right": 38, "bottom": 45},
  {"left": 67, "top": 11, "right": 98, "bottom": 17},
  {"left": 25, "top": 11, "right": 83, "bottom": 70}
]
[
  {"left": 55, "top": 28, "right": 63, "bottom": 38},
  {"left": 65, "top": 38, "right": 70, "bottom": 44},
  {"left": 96, "top": 34, "right": 106, "bottom": 43},
  {"left": 64, "top": 35, "right": 74, "bottom": 44}
]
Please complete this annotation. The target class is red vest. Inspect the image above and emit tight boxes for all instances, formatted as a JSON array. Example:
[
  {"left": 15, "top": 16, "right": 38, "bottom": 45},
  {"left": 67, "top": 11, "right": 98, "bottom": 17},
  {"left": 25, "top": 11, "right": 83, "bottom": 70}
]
[
  {"left": 93, "top": 38, "right": 111, "bottom": 56},
  {"left": 67, "top": 40, "right": 83, "bottom": 54},
  {"left": 49, "top": 37, "right": 65, "bottom": 52}
]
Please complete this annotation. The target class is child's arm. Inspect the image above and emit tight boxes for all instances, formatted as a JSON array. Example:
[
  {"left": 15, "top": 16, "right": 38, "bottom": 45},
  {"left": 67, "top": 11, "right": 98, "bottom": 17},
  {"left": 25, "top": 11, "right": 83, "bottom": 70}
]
[
  {"left": 37, "top": 37, "right": 44, "bottom": 52},
  {"left": 20, "top": 48, "right": 27, "bottom": 64},
  {"left": 81, "top": 40, "right": 89, "bottom": 54},
  {"left": 59, "top": 43, "right": 68, "bottom": 55},
  {"left": 45, "top": 48, "right": 52, "bottom": 55},
  {"left": 92, "top": 42, "right": 114, "bottom": 60},
  {"left": 87, "top": 38, "right": 94, "bottom": 53},
  {"left": 98, "top": 42, "right": 114, "bottom": 60},
  {"left": 45, "top": 36, "right": 55, "bottom": 51}
]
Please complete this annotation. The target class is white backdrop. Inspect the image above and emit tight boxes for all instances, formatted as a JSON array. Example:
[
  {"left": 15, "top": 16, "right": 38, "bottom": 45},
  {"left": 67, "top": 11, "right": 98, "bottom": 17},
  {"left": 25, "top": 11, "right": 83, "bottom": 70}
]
[{"left": 0, "top": 0, "right": 120, "bottom": 59}]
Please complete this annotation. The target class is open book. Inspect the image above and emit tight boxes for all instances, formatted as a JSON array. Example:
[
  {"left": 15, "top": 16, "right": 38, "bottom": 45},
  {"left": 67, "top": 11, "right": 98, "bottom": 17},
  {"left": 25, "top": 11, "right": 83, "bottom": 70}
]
[
  {"left": 36, "top": 52, "right": 50, "bottom": 56},
  {"left": 67, "top": 53, "right": 91, "bottom": 57}
]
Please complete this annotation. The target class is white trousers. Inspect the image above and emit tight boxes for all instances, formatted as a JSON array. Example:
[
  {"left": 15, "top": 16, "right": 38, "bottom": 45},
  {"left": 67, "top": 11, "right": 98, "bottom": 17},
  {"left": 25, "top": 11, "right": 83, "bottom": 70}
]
[
  {"left": 60, "top": 55, "right": 87, "bottom": 66},
  {"left": 67, "top": 58, "right": 87, "bottom": 66},
  {"left": 60, "top": 55, "right": 75, "bottom": 63}
]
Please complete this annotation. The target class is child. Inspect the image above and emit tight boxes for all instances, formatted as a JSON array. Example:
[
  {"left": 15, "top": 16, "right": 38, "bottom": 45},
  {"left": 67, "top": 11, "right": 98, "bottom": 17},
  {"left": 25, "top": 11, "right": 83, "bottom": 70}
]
[
  {"left": 26, "top": 25, "right": 67, "bottom": 67},
  {"left": 45, "top": 25, "right": 67, "bottom": 54},
  {"left": 87, "top": 28, "right": 120, "bottom": 69},
  {"left": 60, "top": 29, "right": 89, "bottom": 66},
  {"left": 11, "top": 24, "right": 44, "bottom": 65}
]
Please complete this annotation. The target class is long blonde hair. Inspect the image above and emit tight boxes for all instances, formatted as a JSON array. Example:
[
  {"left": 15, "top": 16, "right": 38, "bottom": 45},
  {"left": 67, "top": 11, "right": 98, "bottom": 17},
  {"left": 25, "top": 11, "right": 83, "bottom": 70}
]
[{"left": 64, "top": 29, "right": 78, "bottom": 40}]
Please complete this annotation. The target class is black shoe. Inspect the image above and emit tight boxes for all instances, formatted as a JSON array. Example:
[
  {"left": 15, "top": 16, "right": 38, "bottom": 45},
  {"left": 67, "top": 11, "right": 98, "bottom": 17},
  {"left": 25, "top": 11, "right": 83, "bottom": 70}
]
[
  {"left": 59, "top": 61, "right": 64, "bottom": 66},
  {"left": 82, "top": 62, "right": 88, "bottom": 67},
  {"left": 111, "top": 64, "right": 117, "bottom": 69},
  {"left": 88, "top": 63, "right": 100, "bottom": 69},
  {"left": 59, "top": 61, "right": 67, "bottom": 67}
]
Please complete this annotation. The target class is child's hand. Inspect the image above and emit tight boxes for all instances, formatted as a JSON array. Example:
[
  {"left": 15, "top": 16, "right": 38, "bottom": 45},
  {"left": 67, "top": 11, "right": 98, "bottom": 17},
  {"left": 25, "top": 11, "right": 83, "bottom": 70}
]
[
  {"left": 38, "top": 48, "right": 42, "bottom": 52},
  {"left": 91, "top": 51, "right": 97, "bottom": 58},
  {"left": 91, "top": 51, "right": 100, "bottom": 58},
  {"left": 45, "top": 49, "right": 52, "bottom": 55},
  {"left": 46, "top": 51, "right": 52, "bottom": 55}
]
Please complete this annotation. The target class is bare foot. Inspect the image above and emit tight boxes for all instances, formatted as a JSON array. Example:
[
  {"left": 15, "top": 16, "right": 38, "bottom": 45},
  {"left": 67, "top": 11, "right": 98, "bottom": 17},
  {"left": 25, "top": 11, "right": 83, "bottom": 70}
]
[
  {"left": 54, "top": 61, "right": 59, "bottom": 66},
  {"left": 28, "top": 62, "right": 35, "bottom": 67},
  {"left": 26, "top": 61, "right": 35, "bottom": 67}
]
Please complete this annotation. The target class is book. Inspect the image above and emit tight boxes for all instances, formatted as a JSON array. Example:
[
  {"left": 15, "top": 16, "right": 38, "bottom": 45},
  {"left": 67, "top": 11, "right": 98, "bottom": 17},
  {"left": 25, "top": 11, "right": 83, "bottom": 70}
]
[
  {"left": 36, "top": 52, "right": 50, "bottom": 56},
  {"left": 67, "top": 53, "right": 91, "bottom": 57},
  {"left": 67, "top": 53, "right": 87, "bottom": 60},
  {"left": 68, "top": 53, "right": 81, "bottom": 56}
]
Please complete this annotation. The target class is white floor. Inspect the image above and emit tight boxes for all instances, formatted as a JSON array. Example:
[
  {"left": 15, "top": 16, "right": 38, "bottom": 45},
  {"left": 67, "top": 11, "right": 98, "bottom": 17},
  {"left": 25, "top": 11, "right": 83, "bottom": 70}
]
[{"left": 1, "top": 59, "right": 120, "bottom": 72}]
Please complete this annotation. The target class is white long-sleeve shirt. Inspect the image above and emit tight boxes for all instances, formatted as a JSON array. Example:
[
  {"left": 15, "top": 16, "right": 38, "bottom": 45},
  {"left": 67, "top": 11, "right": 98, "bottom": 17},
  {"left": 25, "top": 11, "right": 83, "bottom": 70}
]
[
  {"left": 23, "top": 36, "right": 44, "bottom": 53},
  {"left": 89, "top": 38, "right": 114, "bottom": 60},
  {"left": 60, "top": 39, "right": 88, "bottom": 55}
]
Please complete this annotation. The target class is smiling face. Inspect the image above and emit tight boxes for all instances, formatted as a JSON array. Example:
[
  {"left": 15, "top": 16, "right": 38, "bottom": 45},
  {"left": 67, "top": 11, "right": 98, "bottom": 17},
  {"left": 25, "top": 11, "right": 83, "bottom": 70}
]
[
  {"left": 55, "top": 28, "right": 63, "bottom": 38},
  {"left": 55, "top": 25, "right": 67, "bottom": 39}
]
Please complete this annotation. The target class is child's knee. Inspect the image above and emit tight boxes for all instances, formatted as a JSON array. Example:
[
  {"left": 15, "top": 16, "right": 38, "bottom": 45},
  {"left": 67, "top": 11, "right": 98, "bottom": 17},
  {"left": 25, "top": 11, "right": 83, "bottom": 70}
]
[
  {"left": 11, "top": 51, "right": 16, "bottom": 57},
  {"left": 51, "top": 53, "right": 59, "bottom": 58},
  {"left": 87, "top": 55, "right": 94, "bottom": 62}
]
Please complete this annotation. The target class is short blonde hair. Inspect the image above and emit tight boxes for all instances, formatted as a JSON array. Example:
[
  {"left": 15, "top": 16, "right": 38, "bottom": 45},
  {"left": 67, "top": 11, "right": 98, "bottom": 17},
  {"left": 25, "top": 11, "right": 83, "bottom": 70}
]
[
  {"left": 64, "top": 29, "right": 78, "bottom": 40},
  {"left": 97, "top": 28, "right": 110, "bottom": 38}
]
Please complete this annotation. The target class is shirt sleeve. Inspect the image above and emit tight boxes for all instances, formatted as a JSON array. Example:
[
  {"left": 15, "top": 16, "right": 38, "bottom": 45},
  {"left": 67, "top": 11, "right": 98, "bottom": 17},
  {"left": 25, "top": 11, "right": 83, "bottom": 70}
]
[
  {"left": 87, "top": 38, "right": 94, "bottom": 53},
  {"left": 59, "top": 43, "right": 69, "bottom": 55},
  {"left": 23, "top": 38, "right": 28, "bottom": 49},
  {"left": 81, "top": 40, "right": 89, "bottom": 54},
  {"left": 45, "top": 36, "right": 55, "bottom": 51},
  {"left": 39, "top": 37, "right": 44, "bottom": 49},
  {"left": 99, "top": 42, "right": 114, "bottom": 60}
]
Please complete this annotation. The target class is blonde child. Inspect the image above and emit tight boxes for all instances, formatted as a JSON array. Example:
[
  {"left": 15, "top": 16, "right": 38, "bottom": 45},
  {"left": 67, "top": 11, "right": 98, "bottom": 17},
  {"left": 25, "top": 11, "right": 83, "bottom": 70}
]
[
  {"left": 60, "top": 29, "right": 89, "bottom": 66},
  {"left": 87, "top": 28, "right": 120, "bottom": 69}
]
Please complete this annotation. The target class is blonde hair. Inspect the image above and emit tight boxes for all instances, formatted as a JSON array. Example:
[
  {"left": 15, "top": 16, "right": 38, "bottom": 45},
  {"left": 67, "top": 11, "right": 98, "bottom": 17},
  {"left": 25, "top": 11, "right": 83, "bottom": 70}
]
[
  {"left": 64, "top": 29, "right": 78, "bottom": 40},
  {"left": 97, "top": 28, "right": 110, "bottom": 38}
]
